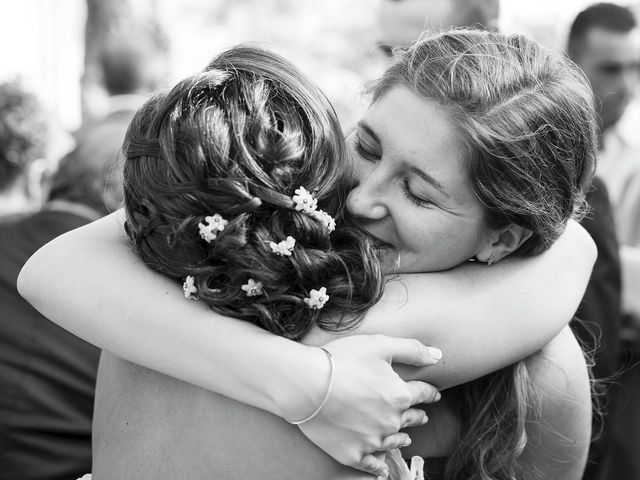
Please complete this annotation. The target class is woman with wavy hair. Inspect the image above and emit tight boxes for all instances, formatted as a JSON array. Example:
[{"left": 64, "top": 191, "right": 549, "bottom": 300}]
[{"left": 21, "top": 30, "right": 596, "bottom": 479}]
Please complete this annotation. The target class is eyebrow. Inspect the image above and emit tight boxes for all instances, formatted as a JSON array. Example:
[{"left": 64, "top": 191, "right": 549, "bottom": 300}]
[
  {"left": 409, "top": 166, "right": 450, "bottom": 198},
  {"left": 357, "top": 120, "right": 450, "bottom": 199}
]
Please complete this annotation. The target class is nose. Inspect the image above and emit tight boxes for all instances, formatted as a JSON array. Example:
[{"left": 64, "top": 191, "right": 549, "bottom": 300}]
[{"left": 346, "top": 159, "right": 390, "bottom": 220}]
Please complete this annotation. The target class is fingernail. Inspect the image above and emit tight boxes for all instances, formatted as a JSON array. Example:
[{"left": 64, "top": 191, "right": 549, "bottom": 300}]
[
  {"left": 402, "top": 437, "right": 412, "bottom": 447},
  {"left": 427, "top": 347, "right": 442, "bottom": 361},
  {"left": 434, "top": 391, "right": 442, "bottom": 402},
  {"left": 421, "top": 414, "right": 429, "bottom": 424},
  {"left": 380, "top": 469, "right": 389, "bottom": 479}
]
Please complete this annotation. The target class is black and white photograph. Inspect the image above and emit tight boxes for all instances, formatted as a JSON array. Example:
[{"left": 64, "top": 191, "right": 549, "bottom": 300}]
[{"left": 1, "top": 1, "right": 639, "bottom": 479}]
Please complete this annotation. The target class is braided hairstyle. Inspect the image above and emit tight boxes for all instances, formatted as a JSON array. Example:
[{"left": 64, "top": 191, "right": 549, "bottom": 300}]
[{"left": 122, "top": 45, "right": 384, "bottom": 340}]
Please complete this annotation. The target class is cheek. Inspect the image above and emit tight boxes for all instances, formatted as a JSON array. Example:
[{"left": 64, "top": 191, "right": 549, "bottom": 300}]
[{"left": 398, "top": 213, "right": 485, "bottom": 271}]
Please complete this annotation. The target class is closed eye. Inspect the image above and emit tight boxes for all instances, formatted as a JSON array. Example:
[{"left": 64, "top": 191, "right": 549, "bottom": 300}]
[
  {"left": 354, "top": 138, "right": 380, "bottom": 162},
  {"left": 402, "top": 179, "right": 434, "bottom": 208}
]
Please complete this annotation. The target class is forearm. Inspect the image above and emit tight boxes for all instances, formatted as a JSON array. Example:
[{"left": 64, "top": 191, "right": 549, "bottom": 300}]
[
  {"left": 307, "top": 221, "right": 596, "bottom": 389},
  {"left": 18, "top": 211, "right": 325, "bottom": 419}
]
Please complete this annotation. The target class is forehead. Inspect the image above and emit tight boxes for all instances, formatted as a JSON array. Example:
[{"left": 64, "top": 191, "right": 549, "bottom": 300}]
[
  {"left": 581, "top": 27, "right": 640, "bottom": 62},
  {"left": 366, "top": 86, "right": 474, "bottom": 199}
]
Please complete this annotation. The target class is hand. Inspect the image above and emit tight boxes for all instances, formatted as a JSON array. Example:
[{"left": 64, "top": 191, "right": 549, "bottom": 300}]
[{"left": 297, "top": 335, "right": 442, "bottom": 478}]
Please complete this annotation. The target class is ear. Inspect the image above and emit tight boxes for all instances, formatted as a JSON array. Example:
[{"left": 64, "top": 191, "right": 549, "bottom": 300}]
[{"left": 476, "top": 224, "right": 533, "bottom": 265}]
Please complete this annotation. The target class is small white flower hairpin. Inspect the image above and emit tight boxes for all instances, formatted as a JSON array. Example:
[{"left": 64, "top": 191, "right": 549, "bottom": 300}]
[
  {"left": 292, "top": 187, "right": 318, "bottom": 214},
  {"left": 198, "top": 213, "right": 228, "bottom": 243},
  {"left": 312, "top": 210, "right": 336, "bottom": 233},
  {"left": 291, "top": 187, "right": 336, "bottom": 233},
  {"left": 242, "top": 278, "right": 264, "bottom": 297},
  {"left": 304, "top": 287, "right": 329, "bottom": 310},
  {"left": 270, "top": 236, "right": 296, "bottom": 256},
  {"left": 183, "top": 275, "right": 198, "bottom": 300}
]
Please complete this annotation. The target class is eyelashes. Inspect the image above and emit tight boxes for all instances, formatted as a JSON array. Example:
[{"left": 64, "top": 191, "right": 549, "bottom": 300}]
[
  {"left": 402, "top": 179, "right": 434, "bottom": 208},
  {"left": 354, "top": 139, "right": 378, "bottom": 161},
  {"left": 354, "top": 136, "right": 434, "bottom": 209}
]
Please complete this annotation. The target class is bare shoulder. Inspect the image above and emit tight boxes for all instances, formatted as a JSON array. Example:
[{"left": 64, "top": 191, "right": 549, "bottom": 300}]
[{"left": 518, "top": 325, "right": 592, "bottom": 480}]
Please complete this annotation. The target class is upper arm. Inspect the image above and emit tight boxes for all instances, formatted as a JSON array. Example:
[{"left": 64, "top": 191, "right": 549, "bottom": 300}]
[
  {"left": 308, "top": 221, "right": 596, "bottom": 389},
  {"left": 19, "top": 211, "right": 595, "bottom": 392},
  {"left": 518, "top": 326, "right": 592, "bottom": 480}
]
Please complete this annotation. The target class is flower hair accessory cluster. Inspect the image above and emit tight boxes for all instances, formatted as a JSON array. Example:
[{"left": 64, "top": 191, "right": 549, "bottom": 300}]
[
  {"left": 292, "top": 187, "right": 335, "bottom": 233},
  {"left": 183, "top": 275, "right": 198, "bottom": 300},
  {"left": 198, "top": 213, "right": 228, "bottom": 243},
  {"left": 270, "top": 236, "right": 296, "bottom": 256},
  {"left": 304, "top": 287, "right": 329, "bottom": 310},
  {"left": 242, "top": 278, "right": 264, "bottom": 297}
]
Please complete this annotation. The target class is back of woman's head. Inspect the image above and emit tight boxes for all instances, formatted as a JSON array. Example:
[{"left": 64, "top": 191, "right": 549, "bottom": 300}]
[
  {"left": 371, "top": 28, "right": 597, "bottom": 256},
  {"left": 122, "top": 45, "right": 383, "bottom": 340}
]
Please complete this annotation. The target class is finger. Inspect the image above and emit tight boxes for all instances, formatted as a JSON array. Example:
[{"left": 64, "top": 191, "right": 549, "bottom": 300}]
[
  {"left": 357, "top": 453, "right": 389, "bottom": 478},
  {"left": 406, "top": 380, "right": 441, "bottom": 405},
  {"left": 380, "top": 432, "right": 412, "bottom": 451},
  {"left": 400, "top": 407, "right": 428, "bottom": 428},
  {"left": 379, "top": 337, "right": 442, "bottom": 366}
]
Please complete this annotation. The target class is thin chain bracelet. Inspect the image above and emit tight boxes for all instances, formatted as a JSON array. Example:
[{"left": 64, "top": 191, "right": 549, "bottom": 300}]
[{"left": 287, "top": 347, "right": 335, "bottom": 425}]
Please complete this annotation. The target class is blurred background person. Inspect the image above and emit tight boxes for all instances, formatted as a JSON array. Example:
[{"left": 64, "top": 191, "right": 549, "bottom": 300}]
[
  {"left": 0, "top": 141, "right": 123, "bottom": 480},
  {"left": 568, "top": 3, "right": 640, "bottom": 479},
  {"left": 74, "top": 34, "right": 166, "bottom": 156},
  {"left": 0, "top": 81, "right": 50, "bottom": 220}
]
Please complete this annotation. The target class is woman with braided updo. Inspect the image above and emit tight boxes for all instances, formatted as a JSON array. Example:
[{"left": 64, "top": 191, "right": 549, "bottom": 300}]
[
  {"left": 21, "top": 32, "right": 596, "bottom": 480},
  {"left": 121, "top": 50, "right": 385, "bottom": 341}
]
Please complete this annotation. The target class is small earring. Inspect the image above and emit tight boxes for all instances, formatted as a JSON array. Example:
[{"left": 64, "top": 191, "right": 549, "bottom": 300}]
[{"left": 486, "top": 252, "right": 497, "bottom": 266}]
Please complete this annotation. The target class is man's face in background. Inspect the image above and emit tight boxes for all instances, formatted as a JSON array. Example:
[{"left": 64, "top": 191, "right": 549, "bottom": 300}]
[{"left": 574, "top": 27, "right": 640, "bottom": 132}]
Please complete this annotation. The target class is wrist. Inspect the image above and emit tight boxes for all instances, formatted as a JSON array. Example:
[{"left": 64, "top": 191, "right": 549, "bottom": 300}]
[{"left": 268, "top": 342, "right": 330, "bottom": 421}]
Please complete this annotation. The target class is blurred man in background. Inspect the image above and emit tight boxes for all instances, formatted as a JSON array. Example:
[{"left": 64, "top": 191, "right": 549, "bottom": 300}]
[
  {"left": 568, "top": 3, "right": 640, "bottom": 479},
  {"left": 75, "top": 35, "right": 165, "bottom": 167},
  {"left": 0, "top": 141, "right": 123, "bottom": 480},
  {"left": 569, "top": 3, "right": 640, "bottom": 249},
  {"left": 0, "top": 81, "right": 50, "bottom": 220}
]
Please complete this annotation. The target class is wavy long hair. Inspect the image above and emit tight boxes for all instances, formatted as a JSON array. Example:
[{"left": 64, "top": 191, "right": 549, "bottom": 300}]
[
  {"left": 122, "top": 45, "right": 384, "bottom": 340},
  {"left": 371, "top": 29, "right": 597, "bottom": 479}
]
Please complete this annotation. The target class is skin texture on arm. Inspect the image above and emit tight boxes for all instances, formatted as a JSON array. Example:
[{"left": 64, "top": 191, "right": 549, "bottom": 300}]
[
  {"left": 517, "top": 325, "right": 592, "bottom": 480},
  {"left": 400, "top": 326, "right": 591, "bottom": 480},
  {"left": 90, "top": 328, "right": 589, "bottom": 480},
  {"left": 305, "top": 219, "right": 596, "bottom": 389},
  {"left": 18, "top": 211, "right": 595, "bottom": 392},
  {"left": 19, "top": 211, "right": 594, "bottom": 478},
  {"left": 19, "top": 210, "right": 443, "bottom": 476}
]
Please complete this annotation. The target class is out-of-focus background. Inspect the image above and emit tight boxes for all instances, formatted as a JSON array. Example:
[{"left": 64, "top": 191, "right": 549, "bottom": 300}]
[
  {"left": 1, "top": 2, "right": 640, "bottom": 480},
  {"left": 2, "top": 0, "right": 637, "bottom": 136}
]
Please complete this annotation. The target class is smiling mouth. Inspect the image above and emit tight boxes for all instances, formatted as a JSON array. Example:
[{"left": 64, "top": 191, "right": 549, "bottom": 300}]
[{"left": 358, "top": 228, "right": 399, "bottom": 273}]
